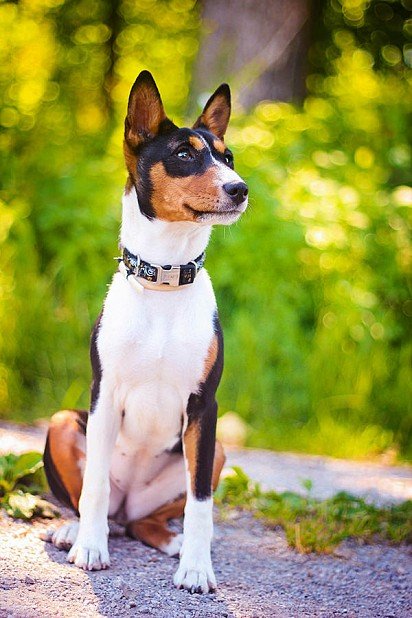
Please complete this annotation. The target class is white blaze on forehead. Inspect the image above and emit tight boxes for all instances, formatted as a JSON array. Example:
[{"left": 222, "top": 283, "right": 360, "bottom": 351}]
[
  {"left": 197, "top": 137, "right": 249, "bottom": 220},
  {"left": 197, "top": 136, "right": 246, "bottom": 186},
  {"left": 213, "top": 156, "right": 245, "bottom": 186},
  {"left": 191, "top": 131, "right": 244, "bottom": 185}
]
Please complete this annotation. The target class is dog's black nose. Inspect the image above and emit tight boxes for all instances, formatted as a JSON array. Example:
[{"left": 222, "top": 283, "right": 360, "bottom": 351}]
[{"left": 223, "top": 182, "right": 248, "bottom": 205}]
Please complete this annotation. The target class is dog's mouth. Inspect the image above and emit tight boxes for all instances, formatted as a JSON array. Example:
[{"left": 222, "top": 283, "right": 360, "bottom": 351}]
[{"left": 184, "top": 203, "right": 246, "bottom": 220}]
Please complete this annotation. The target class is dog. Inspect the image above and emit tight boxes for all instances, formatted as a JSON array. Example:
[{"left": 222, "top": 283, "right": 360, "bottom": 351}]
[{"left": 43, "top": 70, "right": 248, "bottom": 594}]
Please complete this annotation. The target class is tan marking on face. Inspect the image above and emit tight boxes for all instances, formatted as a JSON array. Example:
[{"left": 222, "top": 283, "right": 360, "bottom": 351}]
[
  {"left": 213, "top": 139, "right": 226, "bottom": 154},
  {"left": 189, "top": 135, "right": 205, "bottom": 150},
  {"left": 48, "top": 410, "right": 85, "bottom": 511},
  {"left": 149, "top": 161, "right": 221, "bottom": 222},
  {"left": 183, "top": 421, "right": 199, "bottom": 494},
  {"left": 202, "top": 334, "right": 218, "bottom": 382}
]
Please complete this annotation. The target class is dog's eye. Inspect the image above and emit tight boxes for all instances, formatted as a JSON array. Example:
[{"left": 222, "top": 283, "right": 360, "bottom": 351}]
[
  {"left": 175, "top": 148, "right": 192, "bottom": 160},
  {"left": 224, "top": 152, "right": 234, "bottom": 166}
]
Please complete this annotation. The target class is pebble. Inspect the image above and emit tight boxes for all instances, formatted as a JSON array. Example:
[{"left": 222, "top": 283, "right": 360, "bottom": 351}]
[{"left": 24, "top": 576, "right": 35, "bottom": 585}]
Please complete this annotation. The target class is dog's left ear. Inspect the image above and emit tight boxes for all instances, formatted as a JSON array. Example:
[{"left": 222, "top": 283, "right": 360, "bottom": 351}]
[
  {"left": 125, "top": 71, "right": 174, "bottom": 147},
  {"left": 193, "top": 84, "right": 231, "bottom": 140}
]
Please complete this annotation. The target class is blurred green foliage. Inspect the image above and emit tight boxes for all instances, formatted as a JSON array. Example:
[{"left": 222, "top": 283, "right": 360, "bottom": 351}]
[{"left": 0, "top": 0, "right": 411, "bottom": 459}]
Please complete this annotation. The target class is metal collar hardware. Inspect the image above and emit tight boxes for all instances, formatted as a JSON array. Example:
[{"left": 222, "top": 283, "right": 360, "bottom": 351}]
[
  {"left": 156, "top": 264, "right": 182, "bottom": 286},
  {"left": 116, "top": 247, "right": 205, "bottom": 292}
]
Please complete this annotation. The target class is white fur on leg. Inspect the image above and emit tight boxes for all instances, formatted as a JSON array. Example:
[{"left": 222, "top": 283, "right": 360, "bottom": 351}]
[
  {"left": 67, "top": 517, "right": 110, "bottom": 570},
  {"left": 173, "top": 496, "right": 216, "bottom": 593},
  {"left": 68, "top": 386, "right": 121, "bottom": 571},
  {"left": 48, "top": 521, "right": 79, "bottom": 550},
  {"left": 68, "top": 536, "right": 110, "bottom": 570}
]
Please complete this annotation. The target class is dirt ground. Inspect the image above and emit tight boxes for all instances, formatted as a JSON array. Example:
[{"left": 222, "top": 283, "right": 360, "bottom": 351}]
[{"left": 0, "top": 421, "right": 411, "bottom": 617}]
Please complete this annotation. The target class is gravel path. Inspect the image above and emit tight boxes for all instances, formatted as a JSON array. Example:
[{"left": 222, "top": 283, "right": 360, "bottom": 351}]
[
  {"left": 0, "top": 421, "right": 411, "bottom": 617},
  {"left": 227, "top": 449, "right": 412, "bottom": 506}
]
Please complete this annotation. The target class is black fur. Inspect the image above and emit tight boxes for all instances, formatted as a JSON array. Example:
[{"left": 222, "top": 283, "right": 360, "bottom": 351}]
[
  {"left": 185, "top": 312, "right": 224, "bottom": 500},
  {"left": 75, "top": 408, "right": 88, "bottom": 434},
  {"left": 167, "top": 437, "right": 183, "bottom": 454},
  {"left": 89, "top": 312, "right": 103, "bottom": 414},
  {"left": 43, "top": 434, "right": 74, "bottom": 510},
  {"left": 194, "top": 128, "right": 234, "bottom": 169}
]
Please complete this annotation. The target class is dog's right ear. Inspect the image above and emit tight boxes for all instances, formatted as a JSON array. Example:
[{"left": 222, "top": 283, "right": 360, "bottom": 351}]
[
  {"left": 193, "top": 84, "right": 231, "bottom": 140},
  {"left": 125, "top": 71, "right": 174, "bottom": 147}
]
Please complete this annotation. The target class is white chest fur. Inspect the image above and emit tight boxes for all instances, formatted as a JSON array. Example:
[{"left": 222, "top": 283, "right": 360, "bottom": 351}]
[
  {"left": 98, "top": 270, "right": 216, "bottom": 465},
  {"left": 98, "top": 269, "right": 217, "bottom": 499},
  {"left": 92, "top": 189, "right": 218, "bottom": 492}
]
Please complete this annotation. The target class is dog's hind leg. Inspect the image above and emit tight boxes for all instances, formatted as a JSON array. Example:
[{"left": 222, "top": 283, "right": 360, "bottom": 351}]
[
  {"left": 43, "top": 409, "right": 87, "bottom": 549},
  {"left": 126, "top": 497, "right": 186, "bottom": 556},
  {"left": 43, "top": 409, "right": 87, "bottom": 513},
  {"left": 126, "top": 440, "right": 225, "bottom": 556}
]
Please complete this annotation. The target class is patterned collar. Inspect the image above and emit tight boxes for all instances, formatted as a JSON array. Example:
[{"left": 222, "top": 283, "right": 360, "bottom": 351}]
[{"left": 118, "top": 246, "right": 206, "bottom": 288}]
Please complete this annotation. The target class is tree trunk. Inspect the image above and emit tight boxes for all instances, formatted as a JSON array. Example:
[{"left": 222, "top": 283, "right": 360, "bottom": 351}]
[{"left": 190, "top": 0, "right": 312, "bottom": 111}]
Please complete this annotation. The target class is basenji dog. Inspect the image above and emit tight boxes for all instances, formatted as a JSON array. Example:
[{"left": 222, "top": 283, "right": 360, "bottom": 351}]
[{"left": 43, "top": 70, "right": 248, "bottom": 594}]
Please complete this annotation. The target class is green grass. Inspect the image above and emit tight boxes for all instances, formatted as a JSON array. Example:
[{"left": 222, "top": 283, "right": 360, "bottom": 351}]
[
  {"left": 215, "top": 467, "right": 412, "bottom": 554},
  {"left": 0, "top": 451, "right": 59, "bottom": 520}
]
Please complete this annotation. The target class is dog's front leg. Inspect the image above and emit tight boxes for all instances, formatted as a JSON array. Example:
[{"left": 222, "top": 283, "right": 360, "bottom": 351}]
[
  {"left": 174, "top": 395, "right": 218, "bottom": 594},
  {"left": 68, "top": 384, "right": 120, "bottom": 571}
]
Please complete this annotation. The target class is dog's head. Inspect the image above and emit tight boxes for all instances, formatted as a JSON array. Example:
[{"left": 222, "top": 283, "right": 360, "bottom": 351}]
[{"left": 123, "top": 71, "right": 248, "bottom": 225}]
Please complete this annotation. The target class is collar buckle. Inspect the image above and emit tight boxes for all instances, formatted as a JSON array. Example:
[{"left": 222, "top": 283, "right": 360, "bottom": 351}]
[{"left": 157, "top": 264, "right": 181, "bottom": 286}]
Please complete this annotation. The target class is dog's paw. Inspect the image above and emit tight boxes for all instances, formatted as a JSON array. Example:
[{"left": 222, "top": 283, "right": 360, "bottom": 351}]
[
  {"left": 173, "top": 554, "right": 216, "bottom": 594},
  {"left": 67, "top": 538, "right": 110, "bottom": 571},
  {"left": 160, "top": 533, "right": 183, "bottom": 557},
  {"left": 42, "top": 521, "right": 79, "bottom": 550}
]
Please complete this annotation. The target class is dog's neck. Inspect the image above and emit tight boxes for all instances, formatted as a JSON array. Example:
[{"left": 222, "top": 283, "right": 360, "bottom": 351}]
[{"left": 120, "top": 187, "right": 212, "bottom": 265}]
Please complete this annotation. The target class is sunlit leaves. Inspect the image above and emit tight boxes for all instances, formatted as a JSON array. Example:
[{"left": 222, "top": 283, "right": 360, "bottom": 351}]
[
  {"left": 214, "top": 5, "right": 411, "bottom": 457},
  {"left": 0, "top": 451, "right": 59, "bottom": 520},
  {"left": 0, "top": 0, "right": 411, "bottom": 460}
]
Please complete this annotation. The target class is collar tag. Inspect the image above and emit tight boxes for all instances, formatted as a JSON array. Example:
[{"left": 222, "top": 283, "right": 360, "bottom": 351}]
[{"left": 118, "top": 260, "right": 144, "bottom": 293}]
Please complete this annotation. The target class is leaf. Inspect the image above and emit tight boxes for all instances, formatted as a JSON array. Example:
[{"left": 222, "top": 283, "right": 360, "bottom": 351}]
[
  {"left": 11, "top": 452, "right": 44, "bottom": 481},
  {"left": 0, "top": 452, "right": 45, "bottom": 495},
  {"left": 32, "top": 497, "right": 60, "bottom": 519},
  {"left": 5, "top": 491, "right": 38, "bottom": 519},
  {"left": 0, "top": 454, "right": 19, "bottom": 487},
  {"left": 4, "top": 490, "right": 60, "bottom": 520}
]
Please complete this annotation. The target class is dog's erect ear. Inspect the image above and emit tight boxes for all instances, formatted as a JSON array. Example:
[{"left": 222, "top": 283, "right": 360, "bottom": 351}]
[
  {"left": 125, "top": 71, "right": 173, "bottom": 147},
  {"left": 193, "top": 84, "right": 231, "bottom": 140}
]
